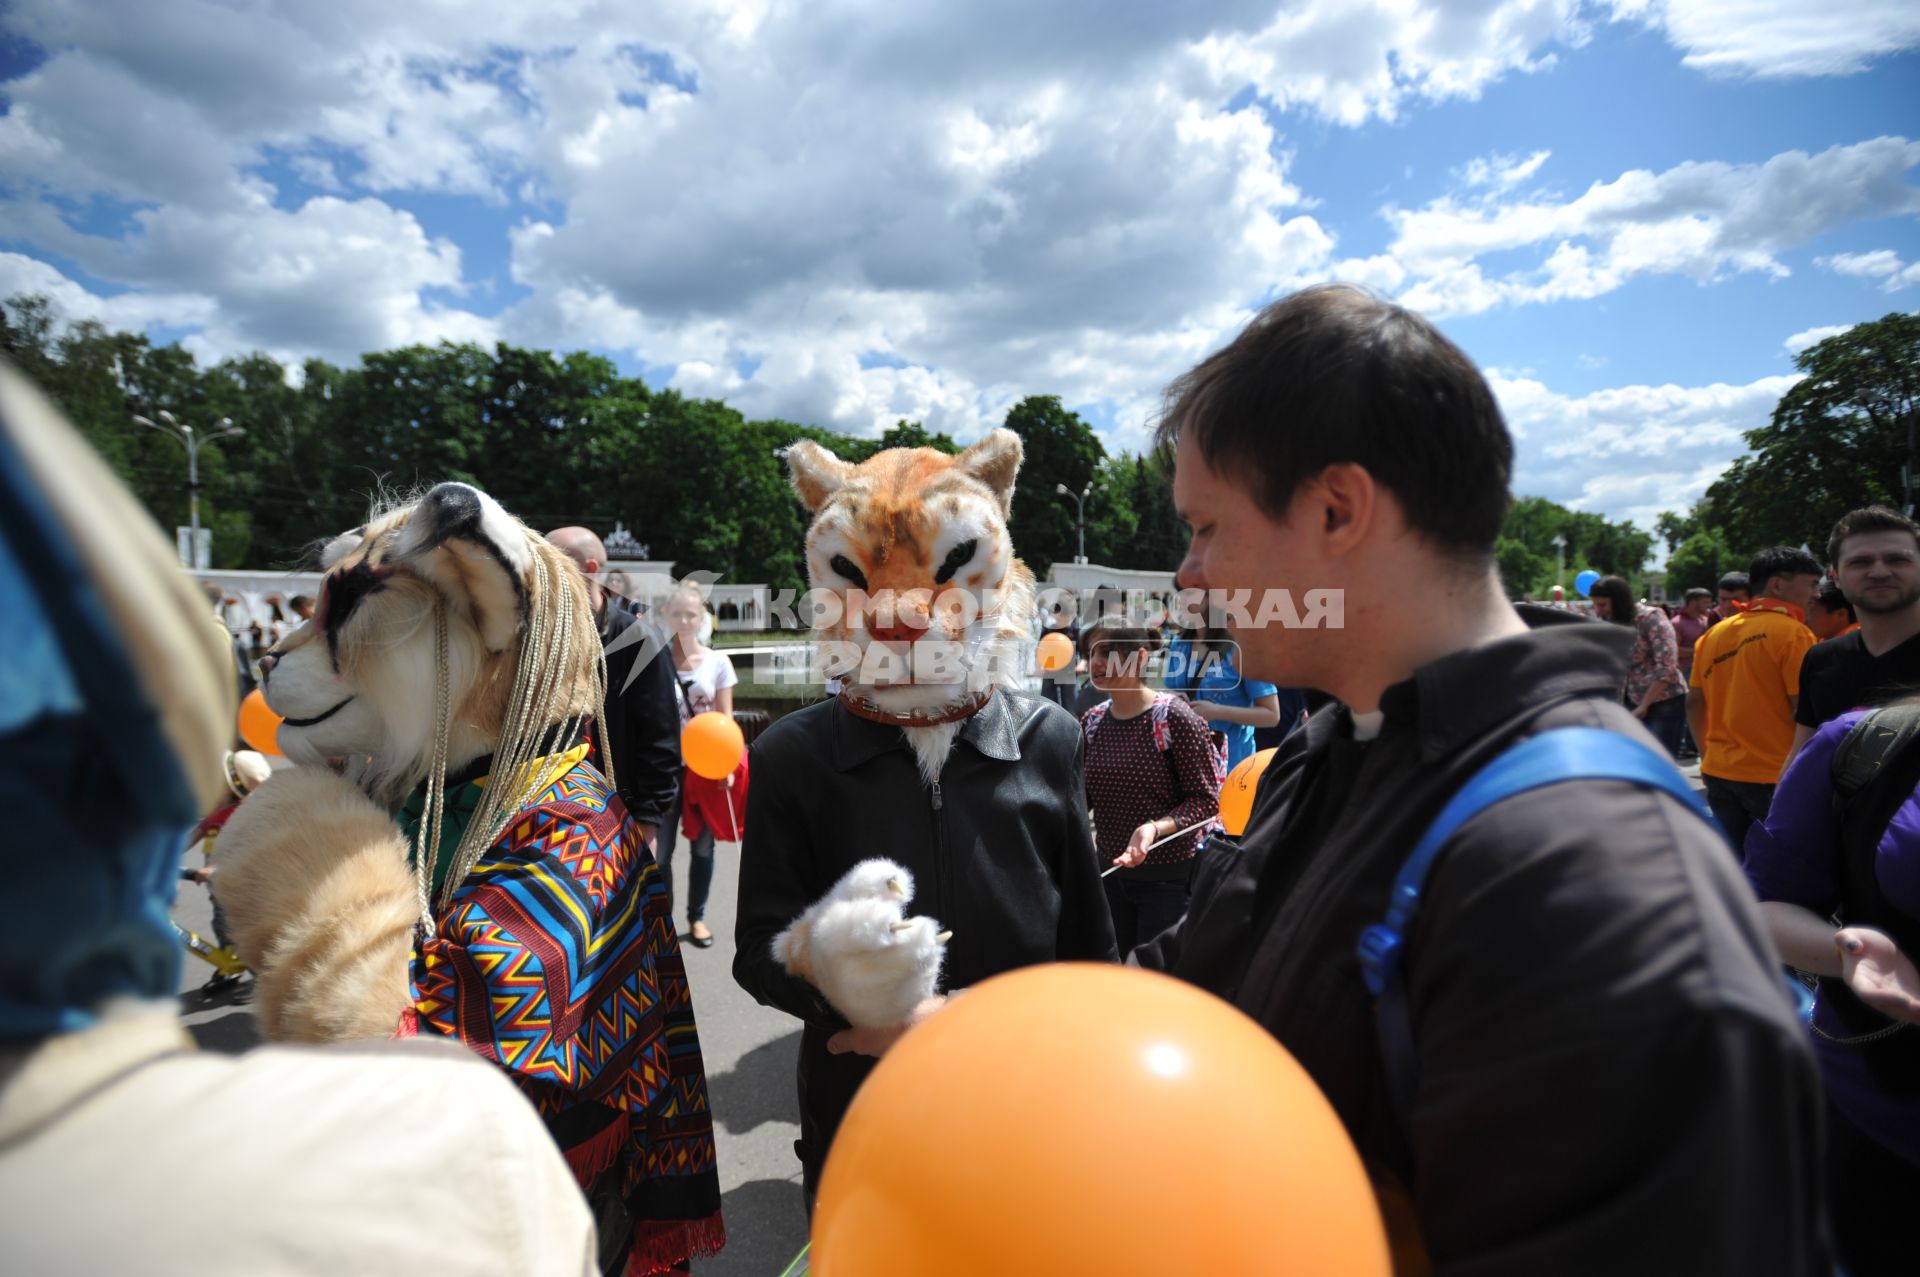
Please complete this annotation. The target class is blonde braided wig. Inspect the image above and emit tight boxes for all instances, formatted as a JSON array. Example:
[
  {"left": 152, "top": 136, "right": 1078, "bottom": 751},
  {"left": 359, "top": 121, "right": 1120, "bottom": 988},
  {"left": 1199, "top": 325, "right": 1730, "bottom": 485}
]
[{"left": 409, "top": 533, "right": 614, "bottom": 924}]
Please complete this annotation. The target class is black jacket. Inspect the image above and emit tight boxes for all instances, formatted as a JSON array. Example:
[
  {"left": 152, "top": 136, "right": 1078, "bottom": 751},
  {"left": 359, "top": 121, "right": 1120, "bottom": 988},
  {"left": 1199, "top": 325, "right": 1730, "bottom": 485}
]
[
  {"left": 1135, "top": 607, "right": 1829, "bottom": 1276},
  {"left": 733, "top": 688, "right": 1118, "bottom": 1186},
  {"left": 595, "top": 606, "right": 680, "bottom": 830}
]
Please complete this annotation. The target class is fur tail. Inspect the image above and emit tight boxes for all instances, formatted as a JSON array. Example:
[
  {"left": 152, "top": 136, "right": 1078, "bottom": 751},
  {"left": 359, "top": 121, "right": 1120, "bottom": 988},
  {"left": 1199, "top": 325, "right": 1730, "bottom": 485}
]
[{"left": 212, "top": 766, "right": 418, "bottom": 1043}]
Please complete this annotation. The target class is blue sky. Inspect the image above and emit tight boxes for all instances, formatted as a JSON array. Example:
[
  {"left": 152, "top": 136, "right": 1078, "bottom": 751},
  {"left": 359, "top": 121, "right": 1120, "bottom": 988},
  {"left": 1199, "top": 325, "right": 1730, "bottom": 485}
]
[{"left": 1, "top": 1, "right": 1916, "bottom": 536}]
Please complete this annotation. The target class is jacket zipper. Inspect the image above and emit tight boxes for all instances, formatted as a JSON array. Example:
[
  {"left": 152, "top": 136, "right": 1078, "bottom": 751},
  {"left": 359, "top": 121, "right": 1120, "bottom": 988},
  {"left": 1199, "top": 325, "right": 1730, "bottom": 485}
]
[{"left": 931, "top": 775, "right": 950, "bottom": 984}]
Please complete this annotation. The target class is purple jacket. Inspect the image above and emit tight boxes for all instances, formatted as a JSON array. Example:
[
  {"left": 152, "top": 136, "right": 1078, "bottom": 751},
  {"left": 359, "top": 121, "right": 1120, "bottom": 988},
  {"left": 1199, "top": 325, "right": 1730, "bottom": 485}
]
[{"left": 1745, "top": 709, "right": 1920, "bottom": 1165}]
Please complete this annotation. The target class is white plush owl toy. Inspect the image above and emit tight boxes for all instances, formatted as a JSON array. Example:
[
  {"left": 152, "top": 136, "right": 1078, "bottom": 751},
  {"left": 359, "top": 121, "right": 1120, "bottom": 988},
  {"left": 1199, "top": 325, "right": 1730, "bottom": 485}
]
[{"left": 772, "top": 859, "right": 951, "bottom": 1029}]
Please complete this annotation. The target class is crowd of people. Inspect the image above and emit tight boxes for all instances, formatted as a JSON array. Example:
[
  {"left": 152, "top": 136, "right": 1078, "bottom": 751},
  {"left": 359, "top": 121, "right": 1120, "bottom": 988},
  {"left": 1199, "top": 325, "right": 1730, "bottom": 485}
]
[{"left": 11, "top": 283, "right": 1920, "bottom": 1275}]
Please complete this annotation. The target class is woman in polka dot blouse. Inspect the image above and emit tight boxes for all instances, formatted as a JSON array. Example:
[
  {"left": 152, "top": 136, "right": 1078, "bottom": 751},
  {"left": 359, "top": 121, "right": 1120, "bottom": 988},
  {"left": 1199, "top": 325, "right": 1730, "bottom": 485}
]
[{"left": 1078, "top": 619, "right": 1225, "bottom": 954}]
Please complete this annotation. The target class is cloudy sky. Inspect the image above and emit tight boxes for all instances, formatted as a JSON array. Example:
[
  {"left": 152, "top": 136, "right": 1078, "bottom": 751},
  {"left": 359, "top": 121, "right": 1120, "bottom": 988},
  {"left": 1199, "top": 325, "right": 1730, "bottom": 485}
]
[{"left": 2, "top": 1, "right": 1916, "bottom": 534}]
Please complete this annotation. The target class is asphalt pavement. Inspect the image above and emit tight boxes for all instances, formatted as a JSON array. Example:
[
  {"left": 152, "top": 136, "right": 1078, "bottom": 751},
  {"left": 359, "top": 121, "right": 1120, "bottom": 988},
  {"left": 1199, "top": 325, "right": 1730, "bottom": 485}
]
[{"left": 174, "top": 830, "right": 808, "bottom": 1275}]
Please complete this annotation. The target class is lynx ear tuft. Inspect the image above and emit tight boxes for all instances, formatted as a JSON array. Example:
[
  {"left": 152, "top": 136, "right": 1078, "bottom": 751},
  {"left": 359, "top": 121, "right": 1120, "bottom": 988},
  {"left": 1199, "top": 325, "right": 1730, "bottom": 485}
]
[
  {"left": 958, "top": 429, "right": 1023, "bottom": 514},
  {"left": 786, "top": 441, "right": 857, "bottom": 513}
]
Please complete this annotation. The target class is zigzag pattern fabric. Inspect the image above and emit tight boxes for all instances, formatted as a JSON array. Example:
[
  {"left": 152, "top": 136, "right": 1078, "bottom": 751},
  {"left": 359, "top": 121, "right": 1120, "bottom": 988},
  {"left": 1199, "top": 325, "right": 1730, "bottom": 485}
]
[{"left": 410, "top": 759, "right": 723, "bottom": 1274}]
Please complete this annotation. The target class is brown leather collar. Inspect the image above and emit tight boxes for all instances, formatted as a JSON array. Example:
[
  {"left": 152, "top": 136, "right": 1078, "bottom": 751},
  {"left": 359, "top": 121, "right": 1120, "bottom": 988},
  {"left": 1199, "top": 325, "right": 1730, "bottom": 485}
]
[{"left": 838, "top": 686, "right": 996, "bottom": 727}]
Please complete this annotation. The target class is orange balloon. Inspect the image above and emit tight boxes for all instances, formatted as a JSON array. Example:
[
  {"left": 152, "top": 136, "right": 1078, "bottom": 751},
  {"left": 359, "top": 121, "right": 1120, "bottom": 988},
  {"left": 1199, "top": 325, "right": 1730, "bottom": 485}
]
[
  {"left": 813, "top": 964, "right": 1390, "bottom": 1277},
  {"left": 1036, "top": 631, "right": 1075, "bottom": 672},
  {"left": 1218, "top": 747, "right": 1276, "bottom": 836},
  {"left": 681, "top": 711, "right": 746, "bottom": 780},
  {"left": 237, "top": 688, "right": 283, "bottom": 757}
]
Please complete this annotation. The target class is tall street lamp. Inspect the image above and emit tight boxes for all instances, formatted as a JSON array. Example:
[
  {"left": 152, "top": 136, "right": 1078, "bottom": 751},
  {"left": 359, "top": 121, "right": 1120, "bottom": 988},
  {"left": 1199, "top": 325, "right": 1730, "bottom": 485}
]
[
  {"left": 133, "top": 409, "right": 245, "bottom": 568},
  {"left": 1055, "top": 481, "right": 1091, "bottom": 564},
  {"left": 1551, "top": 533, "right": 1566, "bottom": 592}
]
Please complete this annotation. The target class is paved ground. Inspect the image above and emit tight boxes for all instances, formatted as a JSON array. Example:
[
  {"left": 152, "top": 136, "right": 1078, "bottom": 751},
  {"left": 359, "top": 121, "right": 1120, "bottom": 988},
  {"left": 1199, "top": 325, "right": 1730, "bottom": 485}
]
[{"left": 174, "top": 830, "right": 809, "bottom": 1275}]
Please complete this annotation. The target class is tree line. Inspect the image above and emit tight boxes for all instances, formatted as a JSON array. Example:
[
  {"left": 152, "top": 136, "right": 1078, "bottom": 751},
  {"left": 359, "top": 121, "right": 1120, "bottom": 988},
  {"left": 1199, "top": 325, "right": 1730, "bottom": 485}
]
[{"left": 8, "top": 293, "right": 1903, "bottom": 603}]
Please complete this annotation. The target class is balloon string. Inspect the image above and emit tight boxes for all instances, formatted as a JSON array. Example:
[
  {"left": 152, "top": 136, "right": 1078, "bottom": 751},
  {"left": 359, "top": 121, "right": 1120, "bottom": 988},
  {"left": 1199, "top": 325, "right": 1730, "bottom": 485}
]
[
  {"left": 1101, "top": 817, "right": 1215, "bottom": 877},
  {"left": 724, "top": 780, "right": 739, "bottom": 844}
]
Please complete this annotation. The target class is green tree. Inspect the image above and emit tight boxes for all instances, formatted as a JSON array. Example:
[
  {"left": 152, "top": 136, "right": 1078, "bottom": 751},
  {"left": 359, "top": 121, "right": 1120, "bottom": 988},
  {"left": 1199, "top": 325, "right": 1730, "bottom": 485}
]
[
  {"left": 876, "top": 420, "right": 958, "bottom": 453},
  {"left": 1694, "top": 313, "right": 1920, "bottom": 554},
  {"left": 1001, "top": 395, "right": 1105, "bottom": 576},
  {"left": 1665, "top": 528, "right": 1732, "bottom": 597},
  {"left": 1498, "top": 496, "right": 1655, "bottom": 596}
]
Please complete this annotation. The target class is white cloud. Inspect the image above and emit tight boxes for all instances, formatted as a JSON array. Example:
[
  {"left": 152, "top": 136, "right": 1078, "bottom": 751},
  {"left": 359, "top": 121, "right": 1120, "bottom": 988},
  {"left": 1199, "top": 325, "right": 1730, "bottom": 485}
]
[
  {"left": 1783, "top": 323, "right": 1852, "bottom": 353},
  {"left": 1459, "top": 149, "right": 1552, "bottom": 191},
  {"left": 1194, "top": 0, "right": 1585, "bottom": 127},
  {"left": 1390, "top": 135, "right": 1920, "bottom": 315},
  {"left": 0, "top": 252, "right": 215, "bottom": 333},
  {"left": 0, "top": 0, "right": 1913, "bottom": 473},
  {"left": 1607, "top": 0, "right": 1920, "bottom": 78},
  {"left": 1495, "top": 370, "right": 1801, "bottom": 528},
  {"left": 1818, "top": 249, "right": 1920, "bottom": 291}
]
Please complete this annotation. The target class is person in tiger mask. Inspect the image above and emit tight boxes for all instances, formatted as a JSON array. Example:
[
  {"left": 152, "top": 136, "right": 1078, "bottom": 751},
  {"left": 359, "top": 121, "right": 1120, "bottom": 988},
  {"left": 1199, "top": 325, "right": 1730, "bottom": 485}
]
[{"left": 733, "top": 429, "right": 1118, "bottom": 1207}]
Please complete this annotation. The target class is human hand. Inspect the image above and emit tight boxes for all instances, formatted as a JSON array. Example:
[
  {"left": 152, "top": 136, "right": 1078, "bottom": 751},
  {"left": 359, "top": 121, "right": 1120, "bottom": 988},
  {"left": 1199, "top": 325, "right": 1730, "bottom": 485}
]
[
  {"left": 186, "top": 866, "right": 214, "bottom": 885},
  {"left": 1631, "top": 702, "right": 1650, "bottom": 720},
  {"left": 1839, "top": 927, "right": 1920, "bottom": 1024},
  {"left": 827, "top": 995, "right": 948, "bottom": 1057},
  {"left": 1188, "top": 700, "right": 1221, "bottom": 721},
  {"left": 1113, "top": 820, "right": 1161, "bottom": 870}
]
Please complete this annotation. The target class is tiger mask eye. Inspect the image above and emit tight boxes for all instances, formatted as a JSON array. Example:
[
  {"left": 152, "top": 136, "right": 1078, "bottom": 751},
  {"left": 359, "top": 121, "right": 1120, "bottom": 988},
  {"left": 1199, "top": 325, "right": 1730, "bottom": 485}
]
[
  {"left": 829, "top": 554, "right": 868, "bottom": 591},
  {"left": 934, "top": 539, "right": 978, "bottom": 585}
]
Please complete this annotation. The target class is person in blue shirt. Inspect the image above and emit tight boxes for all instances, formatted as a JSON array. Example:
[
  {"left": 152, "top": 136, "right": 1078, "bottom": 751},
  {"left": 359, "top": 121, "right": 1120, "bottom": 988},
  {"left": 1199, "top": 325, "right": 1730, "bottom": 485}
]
[{"left": 1179, "top": 627, "right": 1281, "bottom": 769}]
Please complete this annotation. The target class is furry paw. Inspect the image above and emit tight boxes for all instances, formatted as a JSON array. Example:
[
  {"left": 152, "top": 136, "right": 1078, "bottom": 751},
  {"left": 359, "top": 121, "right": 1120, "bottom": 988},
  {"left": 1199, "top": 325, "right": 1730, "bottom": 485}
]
[
  {"left": 212, "top": 766, "right": 419, "bottom": 1043},
  {"left": 773, "top": 858, "right": 949, "bottom": 1028}
]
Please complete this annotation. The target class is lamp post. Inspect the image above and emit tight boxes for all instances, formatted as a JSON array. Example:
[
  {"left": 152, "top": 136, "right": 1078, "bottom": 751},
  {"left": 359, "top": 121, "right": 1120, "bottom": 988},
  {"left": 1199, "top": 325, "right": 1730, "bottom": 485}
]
[
  {"left": 133, "top": 409, "right": 245, "bottom": 568},
  {"left": 1055, "top": 481, "right": 1091, "bottom": 565},
  {"left": 1551, "top": 533, "right": 1566, "bottom": 592}
]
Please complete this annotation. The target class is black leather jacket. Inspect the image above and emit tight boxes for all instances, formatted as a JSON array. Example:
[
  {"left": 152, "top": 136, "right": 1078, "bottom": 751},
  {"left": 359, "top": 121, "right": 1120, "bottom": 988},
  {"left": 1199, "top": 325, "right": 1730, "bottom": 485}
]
[{"left": 733, "top": 688, "right": 1118, "bottom": 1190}]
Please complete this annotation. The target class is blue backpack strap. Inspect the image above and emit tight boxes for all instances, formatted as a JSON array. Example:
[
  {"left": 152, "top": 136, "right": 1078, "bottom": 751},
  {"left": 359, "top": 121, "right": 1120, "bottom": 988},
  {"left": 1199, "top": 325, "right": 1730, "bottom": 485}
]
[{"left": 1355, "top": 727, "right": 1717, "bottom": 1119}]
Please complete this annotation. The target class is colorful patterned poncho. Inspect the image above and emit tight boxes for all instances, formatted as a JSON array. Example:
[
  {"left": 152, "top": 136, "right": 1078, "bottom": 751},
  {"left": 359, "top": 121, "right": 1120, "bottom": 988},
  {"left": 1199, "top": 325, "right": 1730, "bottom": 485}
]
[{"left": 397, "top": 750, "right": 724, "bottom": 1275}]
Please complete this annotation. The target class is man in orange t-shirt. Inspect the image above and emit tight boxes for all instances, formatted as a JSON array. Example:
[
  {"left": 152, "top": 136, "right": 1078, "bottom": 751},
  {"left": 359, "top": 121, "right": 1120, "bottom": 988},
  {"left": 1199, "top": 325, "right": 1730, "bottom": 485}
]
[{"left": 1687, "top": 546, "right": 1822, "bottom": 851}]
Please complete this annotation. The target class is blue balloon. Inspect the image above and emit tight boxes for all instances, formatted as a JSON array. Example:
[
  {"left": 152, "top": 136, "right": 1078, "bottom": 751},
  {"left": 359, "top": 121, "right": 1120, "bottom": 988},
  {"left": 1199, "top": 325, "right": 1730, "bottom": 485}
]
[{"left": 1574, "top": 570, "right": 1600, "bottom": 598}]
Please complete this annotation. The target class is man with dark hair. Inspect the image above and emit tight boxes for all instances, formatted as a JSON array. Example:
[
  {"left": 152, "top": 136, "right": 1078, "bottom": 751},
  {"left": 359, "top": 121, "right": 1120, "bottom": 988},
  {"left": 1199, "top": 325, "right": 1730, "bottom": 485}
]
[
  {"left": 1790, "top": 505, "right": 1920, "bottom": 761},
  {"left": 1688, "top": 546, "right": 1822, "bottom": 845},
  {"left": 1806, "top": 583, "right": 1858, "bottom": 642},
  {"left": 545, "top": 526, "right": 682, "bottom": 848},
  {"left": 1672, "top": 587, "right": 1716, "bottom": 760},
  {"left": 1714, "top": 570, "right": 1751, "bottom": 621},
  {"left": 1133, "top": 284, "right": 1824, "bottom": 1274},
  {"left": 288, "top": 594, "right": 314, "bottom": 622}
]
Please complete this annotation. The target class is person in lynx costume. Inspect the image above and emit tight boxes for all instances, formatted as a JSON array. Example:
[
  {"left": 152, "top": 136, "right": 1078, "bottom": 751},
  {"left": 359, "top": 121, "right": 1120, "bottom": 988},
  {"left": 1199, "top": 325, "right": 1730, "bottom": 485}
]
[
  {"left": 212, "top": 482, "right": 723, "bottom": 1275},
  {"left": 733, "top": 430, "right": 1117, "bottom": 1205}
]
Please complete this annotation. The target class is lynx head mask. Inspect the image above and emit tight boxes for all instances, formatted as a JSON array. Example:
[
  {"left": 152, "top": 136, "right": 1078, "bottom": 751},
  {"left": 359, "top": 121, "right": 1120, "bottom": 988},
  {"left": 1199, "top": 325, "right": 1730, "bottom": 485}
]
[{"left": 785, "top": 430, "right": 1036, "bottom": 780}]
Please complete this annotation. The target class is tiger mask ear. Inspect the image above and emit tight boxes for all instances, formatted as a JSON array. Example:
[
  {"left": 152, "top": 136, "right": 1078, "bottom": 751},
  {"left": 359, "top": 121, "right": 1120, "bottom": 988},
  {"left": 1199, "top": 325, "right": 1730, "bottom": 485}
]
[
  {"left": 958, "top": 429, "right": 1023, "bottom": 517},
  {"left": 785, "top": 440, "right": 856, "bottom": 513},
  {"left": 395, "top": 482, "right": 534, "bottom": 653}
]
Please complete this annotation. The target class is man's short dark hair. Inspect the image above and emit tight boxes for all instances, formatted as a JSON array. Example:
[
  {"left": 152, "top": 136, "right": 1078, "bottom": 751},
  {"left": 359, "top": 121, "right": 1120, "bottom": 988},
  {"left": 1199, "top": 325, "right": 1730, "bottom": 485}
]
[
  {"left": 1717, "top": 572, "right": 1750, "bottom": 597},
  {"left": 1826, "top": 505, "right": 1920, "bottom": 569},
  {"left": 1747, "top": 547, "right": 1821, "bottom": 596},
  {"left": 289, "top": 594, "right": 313, "bottom": 609},
  {"left": 1155, "top": 284, "right": 1512, "bottom": 559},
  {"left": 1684, "top": 587, "right": 1712, "bottom": 604},
  {"left": 1815, "top": 584, "right": 1854, "bottom": 623}
]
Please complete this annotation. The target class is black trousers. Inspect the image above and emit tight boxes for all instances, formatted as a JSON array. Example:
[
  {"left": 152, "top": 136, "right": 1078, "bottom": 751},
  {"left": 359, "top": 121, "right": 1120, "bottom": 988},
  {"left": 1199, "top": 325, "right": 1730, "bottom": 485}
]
[
  {"left": 1103, "top": 874, "right": 1190, "bottom": 957},
  {"left": 1703, "top": 774, "right": 1775, "bottom": 856},
  {"left": 1827, "top": 1100, "right": 1920, "bottom": 1277}
]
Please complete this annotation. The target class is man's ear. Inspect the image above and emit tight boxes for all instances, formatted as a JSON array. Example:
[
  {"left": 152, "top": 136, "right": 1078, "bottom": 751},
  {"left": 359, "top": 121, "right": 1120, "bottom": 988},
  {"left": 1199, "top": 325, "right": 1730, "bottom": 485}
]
[
  {"left": 1310, "top": 463, "right": 1377, "bottom": 556},
  {"left": 787, "top": 441, "right": 856, "bottom": 513}
]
